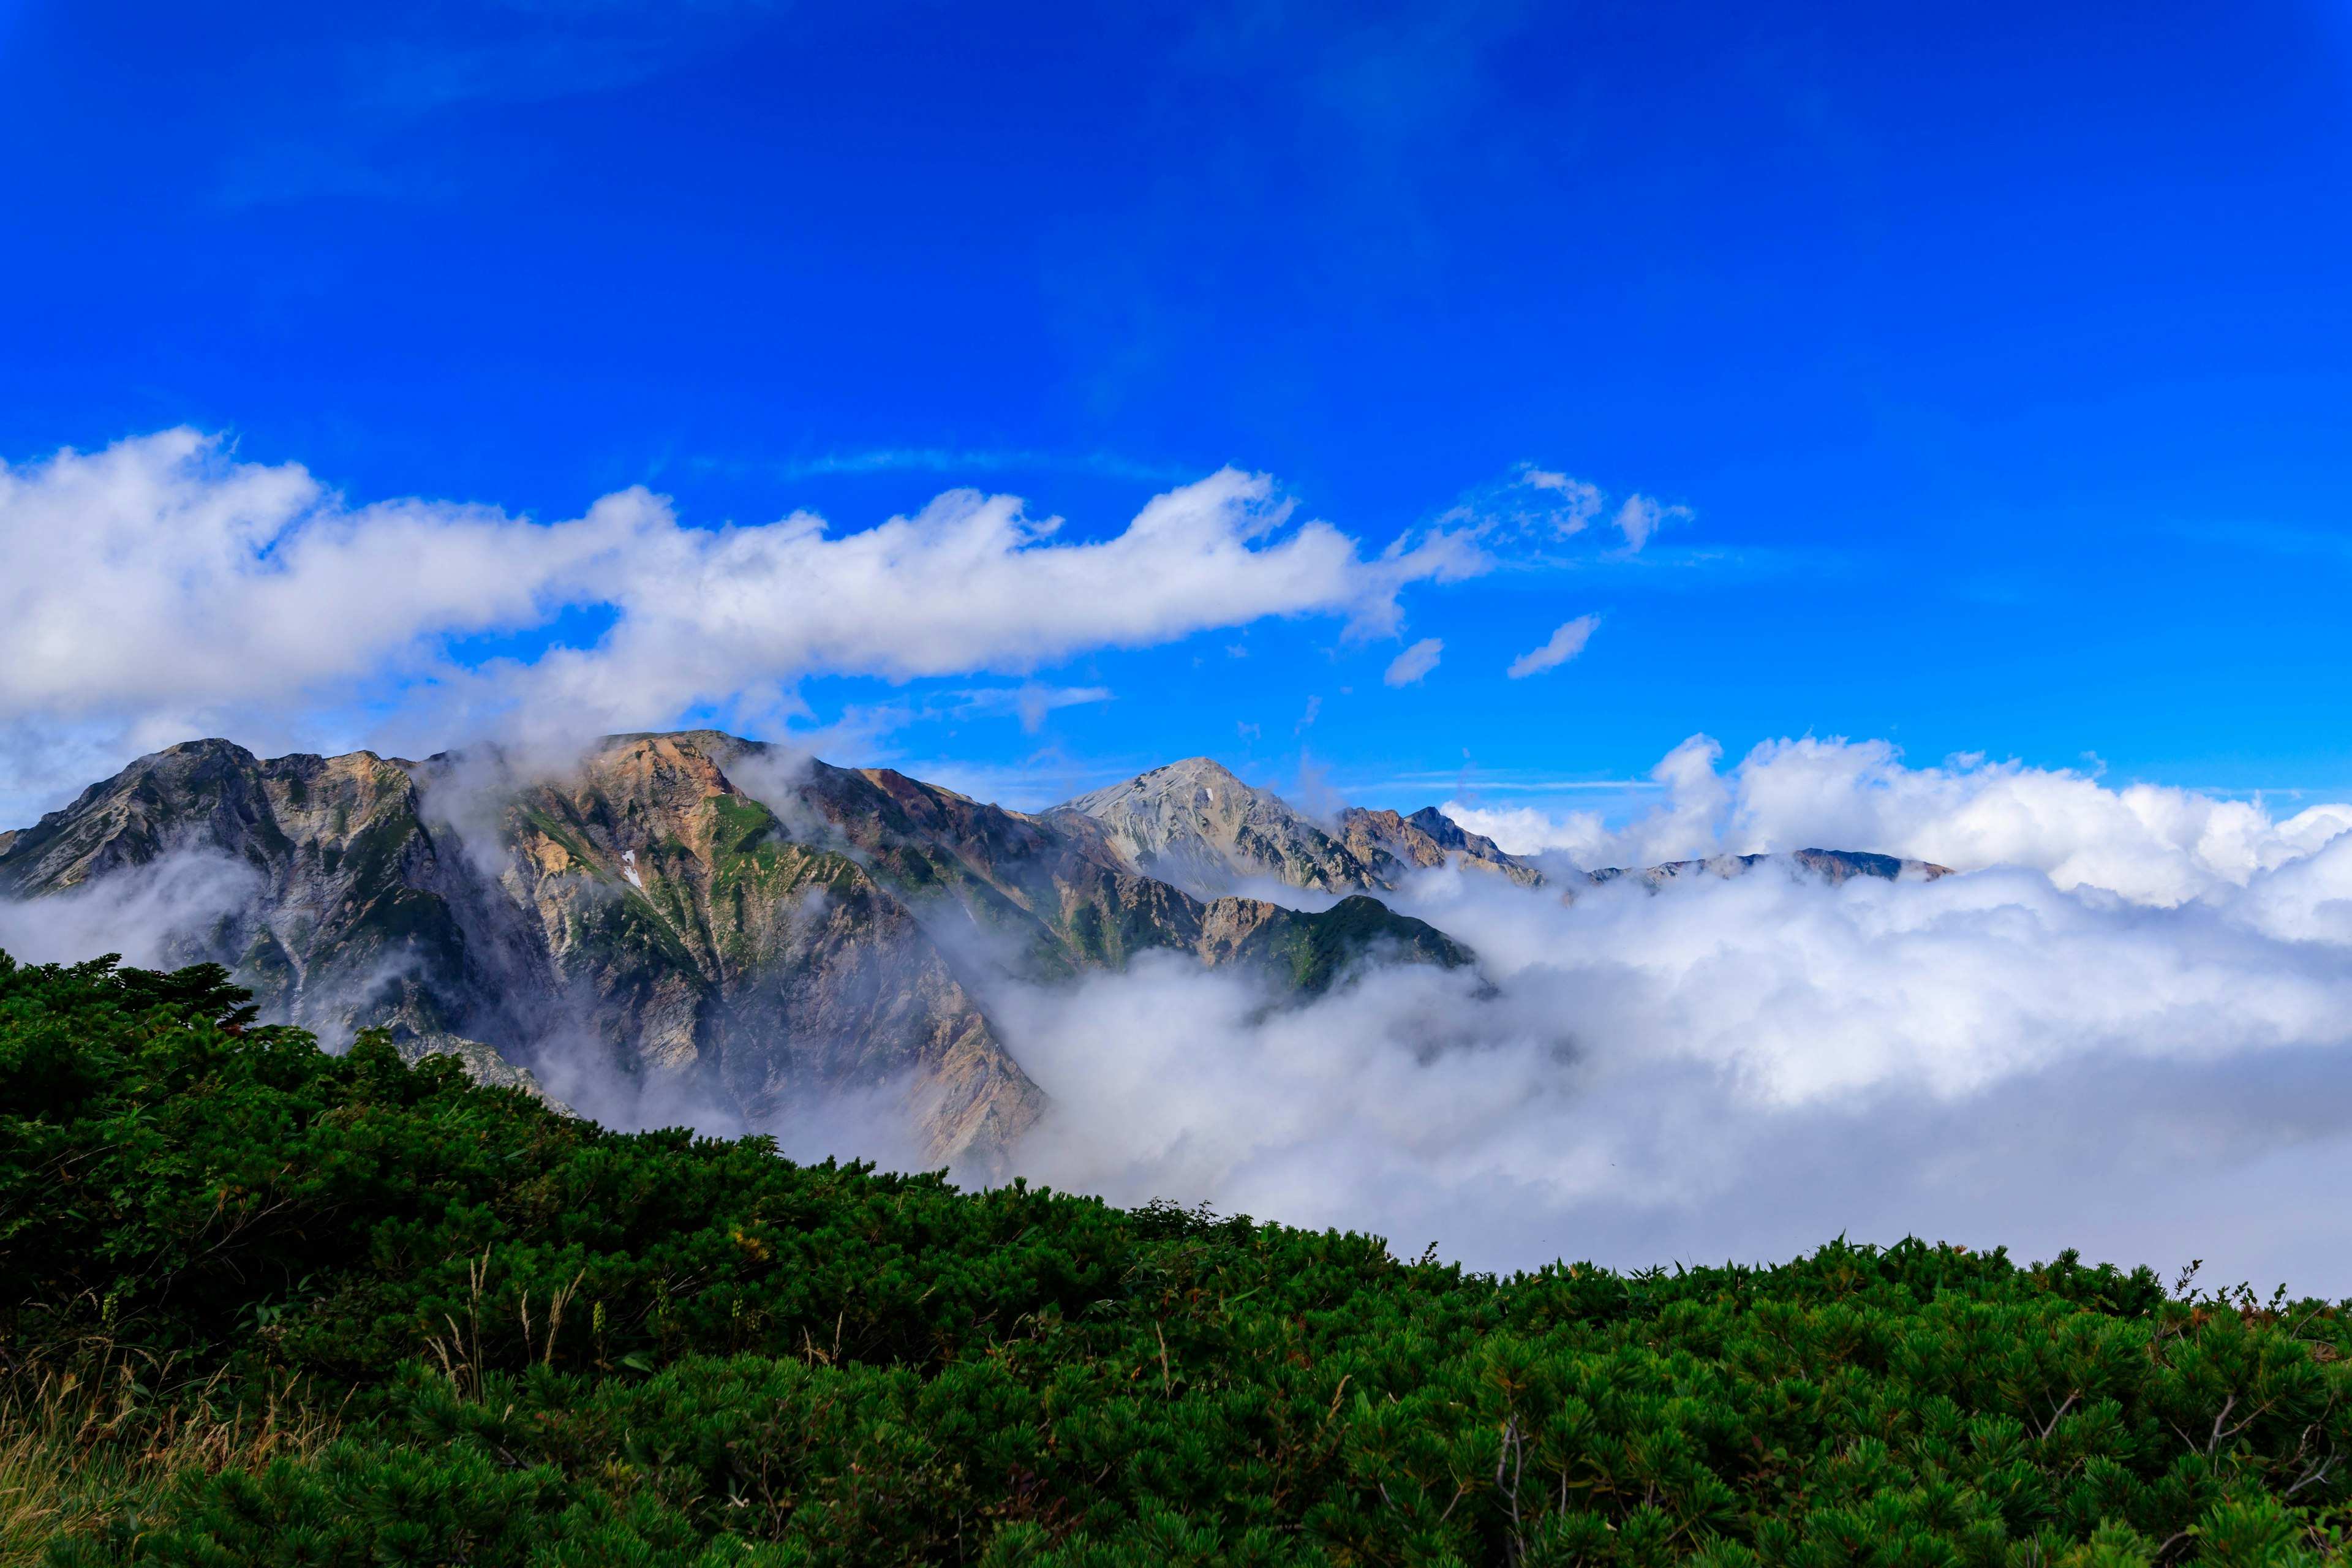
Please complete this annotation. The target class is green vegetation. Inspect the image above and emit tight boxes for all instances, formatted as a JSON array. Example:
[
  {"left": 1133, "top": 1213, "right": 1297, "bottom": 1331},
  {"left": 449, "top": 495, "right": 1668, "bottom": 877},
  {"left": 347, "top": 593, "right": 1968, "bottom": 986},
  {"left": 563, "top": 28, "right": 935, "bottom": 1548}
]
[
  {"left": 1, "top": 952, "right": 2346, "bottom": 1567},
  {"left": 1246, "top": 895, "right": 1474, "bottom": 994}
]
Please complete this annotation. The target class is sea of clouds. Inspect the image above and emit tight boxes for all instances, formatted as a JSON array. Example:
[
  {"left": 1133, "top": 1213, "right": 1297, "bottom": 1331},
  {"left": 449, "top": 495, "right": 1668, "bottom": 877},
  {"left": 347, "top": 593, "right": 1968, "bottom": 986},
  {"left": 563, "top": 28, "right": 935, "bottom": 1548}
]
[
  {"left": 7, "top": 430, "right": 2351, "bottom": 1295},
  {"left": 991, "top": 738, "right": 2352, "bottom": 1295}
]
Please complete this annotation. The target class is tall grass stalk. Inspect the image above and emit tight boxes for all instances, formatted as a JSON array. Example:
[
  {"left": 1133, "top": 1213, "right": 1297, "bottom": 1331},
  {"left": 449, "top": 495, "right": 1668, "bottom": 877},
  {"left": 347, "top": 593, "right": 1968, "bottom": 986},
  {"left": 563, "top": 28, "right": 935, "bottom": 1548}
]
[{"left": 0, "top": 1361, "right": 335, "bottom": 1563}]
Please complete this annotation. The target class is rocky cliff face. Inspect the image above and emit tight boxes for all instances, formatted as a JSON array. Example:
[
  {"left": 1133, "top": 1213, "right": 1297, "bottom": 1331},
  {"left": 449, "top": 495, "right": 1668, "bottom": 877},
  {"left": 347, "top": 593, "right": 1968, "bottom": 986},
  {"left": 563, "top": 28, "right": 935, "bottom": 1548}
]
[
  {"left": 0, "top": 735, "right": 1044, "bottom": 1165},
  {"left": 1336, "top": 805, "right": 1545, "bottom": 889},
  {"left": 0, "top": 734, "right": 1960, "bottom": 1163},
  {"left": 465, "top": 734, "right": 1046, "bottom": 1165},
  {"left": 1054, "top": 758, "right": 1544, "bottom": 896},
  {"left": 0, "top": 734, "right": 1483, "bottom": 1166},
  {"left": 642, "top": 736, "right": 1474, "bottom": 993},
  {"left": 0, "top": 739, "right": 494, "bottom": 1042}
]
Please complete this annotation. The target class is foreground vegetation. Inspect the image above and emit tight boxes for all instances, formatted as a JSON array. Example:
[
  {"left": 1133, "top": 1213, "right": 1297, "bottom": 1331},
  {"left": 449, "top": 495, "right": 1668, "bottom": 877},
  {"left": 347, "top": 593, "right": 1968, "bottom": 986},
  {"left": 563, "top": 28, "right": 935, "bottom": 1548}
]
[{"left": 0, "top": 952, "right": 2345, "bottom": 1566}]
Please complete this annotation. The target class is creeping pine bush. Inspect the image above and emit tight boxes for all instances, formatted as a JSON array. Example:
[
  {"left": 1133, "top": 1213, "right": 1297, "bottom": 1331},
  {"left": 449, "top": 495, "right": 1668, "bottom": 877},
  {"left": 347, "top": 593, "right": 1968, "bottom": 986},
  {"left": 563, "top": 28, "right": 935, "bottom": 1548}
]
[{"left": 0, "top": 951, "right": 2346, "bottom": 1567}]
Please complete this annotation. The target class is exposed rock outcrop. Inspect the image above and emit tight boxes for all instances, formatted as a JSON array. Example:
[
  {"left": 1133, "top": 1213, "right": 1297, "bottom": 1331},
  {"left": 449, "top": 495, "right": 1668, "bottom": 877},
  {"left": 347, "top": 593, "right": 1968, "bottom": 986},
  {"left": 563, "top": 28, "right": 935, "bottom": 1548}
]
[
  {"left": 1054, "top": 757, "right": 1544, "bottom": 896},
  {"left": 394, "top": 1031, "right": 573, "bottom": 1114},
  {"left": 669, "top": 737, "right": 1474, "bottom": 995},
  {"left": 471, "top": 733, "right": 1046, "bottom": 1166},
  {"left": 0, "top": 735, "right": 1487, "bottom": 1167},
  {"left": 0, "top": 734, "right": 1967, "bottom": 1165},
  {"left": 0, "top": 734, "right": 1046, "bottom": 1167},
  {"left": 1337, "top": 805, "right": 1545, "bottom": 889}
]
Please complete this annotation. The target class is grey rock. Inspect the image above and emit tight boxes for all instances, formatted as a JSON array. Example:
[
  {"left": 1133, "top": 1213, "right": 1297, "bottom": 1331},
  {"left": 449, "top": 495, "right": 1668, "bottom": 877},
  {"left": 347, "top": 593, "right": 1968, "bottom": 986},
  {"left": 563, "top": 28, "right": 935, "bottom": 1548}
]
[
  {"left": 1054, "top": 757, "right": 1544, "bottom": 897},
  {"left": 394, "top": 1030, "right": 576, "bottom": 1115},
  {"left": 0, "top": 734, "right": 1043, "bottom": 1169}
]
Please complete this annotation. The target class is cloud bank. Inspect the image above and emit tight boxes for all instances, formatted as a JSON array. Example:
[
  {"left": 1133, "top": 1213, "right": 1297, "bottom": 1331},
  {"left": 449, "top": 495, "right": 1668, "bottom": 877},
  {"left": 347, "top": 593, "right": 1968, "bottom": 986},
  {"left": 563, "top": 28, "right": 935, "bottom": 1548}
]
[
  {"left": 992, "top": 739, "right": 2352, "bottom": 1294},
  {"left": 10, "top": 426, "right": 2343, "bottom": 1293},
  {"left": 1446, "top": 734, "right": 2352, "bottom": 905},
  {"left": 0, "top": 429, "right": 1484, "bottom": 809}
]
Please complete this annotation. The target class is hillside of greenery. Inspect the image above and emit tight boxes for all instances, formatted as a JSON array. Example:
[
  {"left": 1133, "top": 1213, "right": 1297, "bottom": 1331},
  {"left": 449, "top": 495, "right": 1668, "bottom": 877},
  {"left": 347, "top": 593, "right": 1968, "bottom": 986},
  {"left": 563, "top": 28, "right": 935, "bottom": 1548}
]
[{"left": 0, "top": 952, "right": 2345, "bottom": 1567}]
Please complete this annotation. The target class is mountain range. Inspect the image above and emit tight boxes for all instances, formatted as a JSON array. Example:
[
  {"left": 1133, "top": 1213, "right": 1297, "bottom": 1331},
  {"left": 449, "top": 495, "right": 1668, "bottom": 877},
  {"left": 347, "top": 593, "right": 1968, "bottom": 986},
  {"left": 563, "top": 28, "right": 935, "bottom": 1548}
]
[{"left": 0, "top": 734, "right": 1943, "bottom": 1168}]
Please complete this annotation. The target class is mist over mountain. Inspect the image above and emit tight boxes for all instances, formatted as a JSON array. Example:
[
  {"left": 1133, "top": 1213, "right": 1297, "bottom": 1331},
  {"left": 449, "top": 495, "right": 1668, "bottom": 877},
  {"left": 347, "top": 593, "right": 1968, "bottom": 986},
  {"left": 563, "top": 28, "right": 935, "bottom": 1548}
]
[
  {"left": 12, "top": 729, "right": 2352, "bottom": 1292},
  {"left": 0, "top": 734, "right": 1500, "bottom": 1166},
  {"left": 10, "top": 10, "right": 2352, "bottom": 1555},
  {"left": 1057, "top": 756, "right": 1543, "bottom": 898}
]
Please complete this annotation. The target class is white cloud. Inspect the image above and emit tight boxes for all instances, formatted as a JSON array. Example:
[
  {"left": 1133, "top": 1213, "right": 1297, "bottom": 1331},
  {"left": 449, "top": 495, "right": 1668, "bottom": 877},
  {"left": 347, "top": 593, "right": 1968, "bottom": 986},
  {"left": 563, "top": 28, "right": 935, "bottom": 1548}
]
[
  {"left": 0, "top": 851, "right": 263, "bottom": 972},
  {"left": 0, "top": 430, "right": 1484, "bottom": 812},
  {"left": 1427, "top": 463, "right": 1675, "bottom": 561},
  {"left": 1446, "top": 734, "right": 2352, "bottom": 905},
  {"left": 1611, "top": 494, "right": 1687, "bottom": 550},
  {"left": 997, "top": 766, "right": 2352, "bottom": 1291},
  {"left": 1383, "top": 637, "right": 1444, "bottom": 686},
  {"left": 0, "top": 428, "right": 624, "bottom": 736},
  {"left": 948, "top": 683, "right": 1114, "bottom": 734},
  {"left": 1504, "top": 613, "right": 1597, "bottom": 678}
]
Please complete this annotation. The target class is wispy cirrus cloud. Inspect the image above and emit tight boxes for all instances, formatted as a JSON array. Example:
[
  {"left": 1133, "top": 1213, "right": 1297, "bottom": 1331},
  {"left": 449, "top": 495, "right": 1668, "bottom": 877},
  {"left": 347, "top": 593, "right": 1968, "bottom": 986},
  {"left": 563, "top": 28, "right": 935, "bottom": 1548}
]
[
  {"left": 728, "top": 447, "right": 1197, "bottom": 485},
  {"left": 1383, "top": 638, "right": 1444, "bottom": 686},
  {"left": 1505, "top": 613, "right": 1597, "bottom": 678},
  {"left": 1420, "top": 461, "right": 1691, "bottom": 565}
]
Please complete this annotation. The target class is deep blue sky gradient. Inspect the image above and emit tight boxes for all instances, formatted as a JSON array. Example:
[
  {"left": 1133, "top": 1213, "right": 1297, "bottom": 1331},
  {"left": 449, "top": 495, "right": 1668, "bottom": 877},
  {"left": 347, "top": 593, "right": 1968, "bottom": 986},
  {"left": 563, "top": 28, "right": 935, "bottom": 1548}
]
[{"left": 4, "top": 0, "right": 2350, "bottom": 813}]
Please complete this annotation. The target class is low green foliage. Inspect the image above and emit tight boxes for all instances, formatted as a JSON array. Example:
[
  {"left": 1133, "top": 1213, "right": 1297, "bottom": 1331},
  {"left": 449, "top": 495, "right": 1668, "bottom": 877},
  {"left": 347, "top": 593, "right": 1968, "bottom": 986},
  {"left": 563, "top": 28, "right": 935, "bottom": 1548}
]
[{"left": 1, "top": 952, "right": 2345, "bottom": 1567}]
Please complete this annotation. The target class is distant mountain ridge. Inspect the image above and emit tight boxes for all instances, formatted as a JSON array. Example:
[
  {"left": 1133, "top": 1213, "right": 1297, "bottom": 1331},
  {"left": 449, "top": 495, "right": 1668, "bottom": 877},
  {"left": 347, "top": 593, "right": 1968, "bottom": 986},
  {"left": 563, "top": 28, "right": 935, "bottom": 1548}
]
[
  {"left": 0, "top": 737, "right": 1945, "bottom": 1166},
  {"left": 1053, "top": 756, "right": 1543, "bottom": 897},
  {"left": 1580, "top": 849, "right": 1953, "bottom": 889}
]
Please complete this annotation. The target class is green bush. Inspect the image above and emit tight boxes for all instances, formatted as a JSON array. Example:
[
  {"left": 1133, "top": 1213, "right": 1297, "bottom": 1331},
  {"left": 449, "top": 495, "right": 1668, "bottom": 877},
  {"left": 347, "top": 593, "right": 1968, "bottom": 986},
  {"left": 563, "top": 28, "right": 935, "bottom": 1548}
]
[{"left": 1, "top": 952, "right": 2345, "bottom": 1566}]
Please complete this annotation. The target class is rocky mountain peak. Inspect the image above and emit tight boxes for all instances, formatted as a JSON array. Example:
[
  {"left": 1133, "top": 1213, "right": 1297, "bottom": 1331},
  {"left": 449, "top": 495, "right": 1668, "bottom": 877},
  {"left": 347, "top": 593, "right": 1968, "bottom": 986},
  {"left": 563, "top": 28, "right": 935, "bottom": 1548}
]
[
  {"left": 0, "top": 737, "right": 282, "bottom": 894},
  {"left": 1337, "top": 805, "right": 1545, "bottom": 890},
  {"left": 1054, "top": 758, "right": 1377, "bottom": 899},
  {"left": 1055, "top": 758, "right": 1545, "bottom": 895},
  {"left": 0, "top": 732, "right": 1488, "bottom": 1173}
]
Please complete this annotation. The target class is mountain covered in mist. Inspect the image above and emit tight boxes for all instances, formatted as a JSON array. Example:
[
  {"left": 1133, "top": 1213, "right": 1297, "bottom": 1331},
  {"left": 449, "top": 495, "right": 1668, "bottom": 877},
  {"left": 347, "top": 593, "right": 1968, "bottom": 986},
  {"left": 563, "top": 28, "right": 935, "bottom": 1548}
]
[
  {"left": 1058, "top": 755, "right": 1544, "bottom": 896},
  {"left": 0, "top": 736, "right": 1472, "bottom": 1166},
  {"left": 0, "top": 735, "right": 1945, "bottom": 1167}
]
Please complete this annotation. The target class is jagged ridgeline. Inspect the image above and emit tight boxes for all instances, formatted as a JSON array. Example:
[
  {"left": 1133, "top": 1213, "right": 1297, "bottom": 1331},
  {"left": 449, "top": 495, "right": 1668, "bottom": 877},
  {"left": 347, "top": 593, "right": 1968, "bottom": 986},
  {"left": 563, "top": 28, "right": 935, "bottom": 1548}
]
[{"left": 0, "top": 736, "right": 1485, "bottom": 1167}]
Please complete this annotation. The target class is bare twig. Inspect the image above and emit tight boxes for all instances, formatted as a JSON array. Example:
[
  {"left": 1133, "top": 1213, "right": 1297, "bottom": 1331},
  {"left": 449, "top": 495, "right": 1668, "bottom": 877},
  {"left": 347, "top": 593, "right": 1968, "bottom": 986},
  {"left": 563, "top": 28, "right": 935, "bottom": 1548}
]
[{"left": 2286, "top": 1449, "right": 2342, "bottom": 1498}]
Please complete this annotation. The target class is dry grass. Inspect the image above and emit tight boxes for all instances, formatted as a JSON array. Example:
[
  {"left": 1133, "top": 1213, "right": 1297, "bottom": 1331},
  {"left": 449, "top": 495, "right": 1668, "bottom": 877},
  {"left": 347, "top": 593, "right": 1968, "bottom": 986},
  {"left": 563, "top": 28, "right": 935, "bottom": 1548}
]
[{"left": 0, "top": 1358, "right": 336, "bottom": 1564}]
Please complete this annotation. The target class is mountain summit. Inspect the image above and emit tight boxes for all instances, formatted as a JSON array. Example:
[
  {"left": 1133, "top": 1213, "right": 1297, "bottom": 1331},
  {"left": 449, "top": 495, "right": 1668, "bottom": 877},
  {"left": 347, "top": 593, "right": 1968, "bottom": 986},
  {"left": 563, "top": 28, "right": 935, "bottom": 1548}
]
[
  {"left": 0, "top": 734, "right": 1044, "bottom": 1164},
  {"left": 0, "top": 735, "right": 1474, "bottom": 1167},
  {"left": 1054, "top": 758, "right": 1541, "bottom": 897},
  {"left": 0, "top": 736, "right": 1945, "bottom": 1166}
]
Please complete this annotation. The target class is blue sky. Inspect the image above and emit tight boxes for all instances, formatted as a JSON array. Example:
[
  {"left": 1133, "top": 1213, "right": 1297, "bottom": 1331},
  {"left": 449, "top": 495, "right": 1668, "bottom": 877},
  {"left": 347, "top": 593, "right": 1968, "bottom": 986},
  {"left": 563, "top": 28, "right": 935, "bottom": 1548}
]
[{"left": 4, "top": 0, "right": 2351, "bottom": 818}]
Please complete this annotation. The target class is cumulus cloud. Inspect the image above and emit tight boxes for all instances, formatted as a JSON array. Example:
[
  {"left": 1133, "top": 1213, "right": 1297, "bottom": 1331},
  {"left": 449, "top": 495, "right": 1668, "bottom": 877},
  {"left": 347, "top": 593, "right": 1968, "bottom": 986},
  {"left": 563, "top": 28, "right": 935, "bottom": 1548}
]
[
  {"left": 0, "top": 430, "right": 1483, "bottom": 811},
  {"left": 1504, "top": 614, "right": 1597, "bottom": 678},
  {"left": 1446, "top": 734, "right": 2352, "bottom": 905},
  {"left": 996, "top": 760, "right": 2352, "bottom": 1293},
  {"left": 1383, "top": 637, "right": 1444, "bottom": 687}
]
